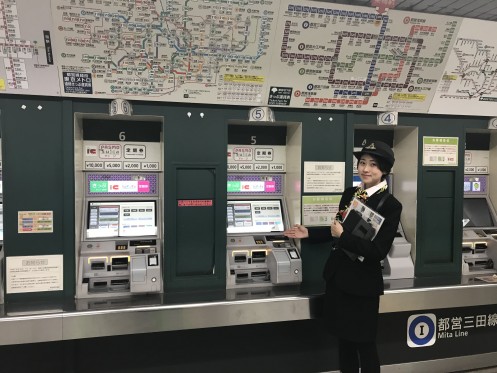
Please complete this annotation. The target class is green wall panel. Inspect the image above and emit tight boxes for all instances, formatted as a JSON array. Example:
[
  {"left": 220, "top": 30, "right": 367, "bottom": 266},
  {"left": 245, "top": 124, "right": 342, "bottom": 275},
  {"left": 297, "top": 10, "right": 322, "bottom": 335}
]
[
  {"left": 276, "top": 109, "right": 348, "bottom": 288},
  {"left": 174, "top": 168, "right": 216, "bottom": 277},
  {"left": 1, "top": 96, "right": 66, "bottom": 300},
  {"left": 0, "top": 94, "right": 492, "bottom": 298},
  {"left": 414, "top": 122, "right": 465, "bottom": 277}
]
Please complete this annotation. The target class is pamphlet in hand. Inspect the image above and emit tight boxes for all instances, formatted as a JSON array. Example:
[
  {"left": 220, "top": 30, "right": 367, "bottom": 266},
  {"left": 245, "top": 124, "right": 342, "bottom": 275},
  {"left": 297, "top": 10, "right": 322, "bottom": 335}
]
[{"left": 343, "top": 197, "right": 385, "bottom": 240}]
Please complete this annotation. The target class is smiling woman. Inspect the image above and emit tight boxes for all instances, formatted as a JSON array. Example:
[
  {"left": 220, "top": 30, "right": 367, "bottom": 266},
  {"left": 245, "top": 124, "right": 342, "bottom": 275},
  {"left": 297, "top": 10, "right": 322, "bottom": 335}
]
[{"left": 284, "top": 139, "right": 402, "bottom": 373}]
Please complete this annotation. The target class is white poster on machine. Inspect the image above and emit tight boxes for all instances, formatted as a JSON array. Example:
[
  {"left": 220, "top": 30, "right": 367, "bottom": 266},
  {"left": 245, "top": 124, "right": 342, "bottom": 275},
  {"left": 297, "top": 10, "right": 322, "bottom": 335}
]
[
  {"left": 6, "top": 255, "right": 63, "bottom": 293},
  {"left": 304, "top": 162, "right": 345, "bottom": 193}
]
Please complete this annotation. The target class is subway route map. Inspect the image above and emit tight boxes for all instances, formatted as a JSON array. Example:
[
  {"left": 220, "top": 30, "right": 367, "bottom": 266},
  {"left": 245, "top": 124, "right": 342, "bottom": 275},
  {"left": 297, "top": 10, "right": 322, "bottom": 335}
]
[
  {"left": 50, "top": 0, "right": 278, "bottom": 104},
  {"left": 266, "top": 0, "right": 461, "bottom": 112}
]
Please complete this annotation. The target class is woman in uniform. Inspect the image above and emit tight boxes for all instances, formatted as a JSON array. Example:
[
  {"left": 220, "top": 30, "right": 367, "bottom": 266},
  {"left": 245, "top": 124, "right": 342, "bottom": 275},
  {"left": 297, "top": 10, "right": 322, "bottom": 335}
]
[{"left": 284, "top": 140, "right": 402, "bottom": 373}]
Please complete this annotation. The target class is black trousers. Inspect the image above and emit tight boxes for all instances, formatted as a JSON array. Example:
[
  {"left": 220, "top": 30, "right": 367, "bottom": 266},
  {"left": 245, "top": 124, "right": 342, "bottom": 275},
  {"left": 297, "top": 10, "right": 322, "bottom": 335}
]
[{"left": 338, "top": 338, "right": 380, "bottom": 373}]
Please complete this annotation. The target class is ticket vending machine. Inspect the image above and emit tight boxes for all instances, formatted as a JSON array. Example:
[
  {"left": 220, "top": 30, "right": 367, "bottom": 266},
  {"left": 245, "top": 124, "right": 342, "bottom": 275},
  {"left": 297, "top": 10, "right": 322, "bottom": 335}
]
[
  {"left": 75, "top": 115, "right": 163, "bottom": 299},
  {"left": 226, "top": 121, "right": 302, "bottom": 290},
  {"left": 462, "top": 175, "right": 497, "bottom": 275}
]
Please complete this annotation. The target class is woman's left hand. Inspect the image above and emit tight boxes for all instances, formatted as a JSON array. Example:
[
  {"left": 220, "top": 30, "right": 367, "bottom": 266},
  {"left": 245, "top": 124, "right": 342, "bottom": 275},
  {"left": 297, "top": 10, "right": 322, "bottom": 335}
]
[{"left": 331, "top": 219, "right": 343, "bottom": 238}]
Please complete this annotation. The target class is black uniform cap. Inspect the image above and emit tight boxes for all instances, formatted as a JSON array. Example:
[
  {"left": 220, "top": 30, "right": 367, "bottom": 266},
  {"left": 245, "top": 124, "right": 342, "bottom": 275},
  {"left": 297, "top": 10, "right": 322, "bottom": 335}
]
[{"left": 353, "top": 140, "right": 395, "bottom": 168}]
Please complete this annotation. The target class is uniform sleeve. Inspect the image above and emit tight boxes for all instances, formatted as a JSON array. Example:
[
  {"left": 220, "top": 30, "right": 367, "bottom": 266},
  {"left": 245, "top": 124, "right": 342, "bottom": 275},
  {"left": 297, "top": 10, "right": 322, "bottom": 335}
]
[{"left": 336, "top": 196, "right": 402, "bottom": 261}]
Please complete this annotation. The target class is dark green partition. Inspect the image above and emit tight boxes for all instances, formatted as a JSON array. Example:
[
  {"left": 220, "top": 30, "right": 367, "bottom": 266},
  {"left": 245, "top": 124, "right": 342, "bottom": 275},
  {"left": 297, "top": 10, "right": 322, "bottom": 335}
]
[
  {"left": 277, "top": 109, "right": 348, "bottom": 288},
  {"left": 1, "top": 96, "right": 66, "bottom": 300},
  {"left": 174, "top": 167, "right": 217, "bottom": 277},
  {"left": 0, "top": 94, "right": 493, "bottom": 299},
  {"left": 162, "top": 104, "right": 244, "bottom": 290}
]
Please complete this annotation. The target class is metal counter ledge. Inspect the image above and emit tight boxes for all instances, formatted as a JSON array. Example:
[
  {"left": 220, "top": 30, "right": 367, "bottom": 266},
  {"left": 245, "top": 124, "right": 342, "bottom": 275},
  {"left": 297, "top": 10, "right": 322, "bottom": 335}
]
[{"left": 0, "top": 275, "right": 496, "bottom": 346}]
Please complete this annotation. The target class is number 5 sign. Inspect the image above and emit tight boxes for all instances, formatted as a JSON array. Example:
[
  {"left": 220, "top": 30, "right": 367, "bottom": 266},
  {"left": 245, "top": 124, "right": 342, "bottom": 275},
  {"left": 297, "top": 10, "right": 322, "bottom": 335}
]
[
  {"left": 377, "top": 112, "right": 398, "bottom": 126},
  {"left": 249, "top": 107, "right": 275, "bottom": 122}
]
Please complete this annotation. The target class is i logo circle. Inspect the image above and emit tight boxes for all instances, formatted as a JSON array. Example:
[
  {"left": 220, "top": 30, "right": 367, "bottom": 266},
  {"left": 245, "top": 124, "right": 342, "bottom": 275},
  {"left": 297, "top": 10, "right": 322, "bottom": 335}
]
[{"left": 407, "top": 314, "right": 437, "bottom": 347}]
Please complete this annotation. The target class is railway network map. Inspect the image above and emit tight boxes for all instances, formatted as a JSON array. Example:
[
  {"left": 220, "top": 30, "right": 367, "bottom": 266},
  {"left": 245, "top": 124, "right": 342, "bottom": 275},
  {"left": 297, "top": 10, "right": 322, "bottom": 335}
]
[
  {"left": 0, "top": 0, "right": 59, "bottom": 95},
  {"left": 51, "top": 0, "right": 278, "bottom": 105},
  {"left": 430, "top": 18, "right": 497, "bottom": 116},
  {"left": 266, "top": 1, "right": 461, "bottom": 112},
  {"left": 2, "top": 0, "right": 497, "bottom": 117}
]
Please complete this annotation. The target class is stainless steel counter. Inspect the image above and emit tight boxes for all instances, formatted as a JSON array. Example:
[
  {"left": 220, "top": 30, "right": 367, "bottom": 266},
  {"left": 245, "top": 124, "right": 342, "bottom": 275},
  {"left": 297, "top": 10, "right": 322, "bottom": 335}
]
[{"left": 0, "top": 276, "right": 496, "bottom": 346}]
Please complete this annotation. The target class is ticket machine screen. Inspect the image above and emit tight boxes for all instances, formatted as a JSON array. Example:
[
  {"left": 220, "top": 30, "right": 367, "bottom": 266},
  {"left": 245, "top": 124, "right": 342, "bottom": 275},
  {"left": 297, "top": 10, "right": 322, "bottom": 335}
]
[
  {"left": 227, "top": 200, "right": 285, "bottom": 234},
  {"left": 86, "top": 200, "right": 157, "bottom": 238},
  {"left": 463, "top": 198, "right": 495, "bottom": 228}
]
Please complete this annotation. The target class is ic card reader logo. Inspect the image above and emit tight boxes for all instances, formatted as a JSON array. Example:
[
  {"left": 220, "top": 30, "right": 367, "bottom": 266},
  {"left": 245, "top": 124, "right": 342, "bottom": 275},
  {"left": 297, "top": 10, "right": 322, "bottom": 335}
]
[{"left": 407, "top": 314, "right": 437, "bottom": 347}]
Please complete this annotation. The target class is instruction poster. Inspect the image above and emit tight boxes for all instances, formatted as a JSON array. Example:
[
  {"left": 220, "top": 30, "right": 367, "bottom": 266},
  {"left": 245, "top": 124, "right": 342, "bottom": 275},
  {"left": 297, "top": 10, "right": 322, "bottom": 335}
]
[
  {"left": 6, "top": 255, "right": 63, "bottom": 293},
  {"left": 304, "top": 162, "right": 345, "bottom": 193}
]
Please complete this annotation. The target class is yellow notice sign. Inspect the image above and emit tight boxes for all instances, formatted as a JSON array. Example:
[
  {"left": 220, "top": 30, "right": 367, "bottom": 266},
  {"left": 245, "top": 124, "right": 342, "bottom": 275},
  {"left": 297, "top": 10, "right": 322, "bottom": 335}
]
[
  {"left": 392, "top": 93, "right": 426, "bottom": 101},
  {"left": 224, "top": 74, "right": 264, "bottom": 83},
  {"left": 0, "top": 78, "right": 5, "bottom": 90}
]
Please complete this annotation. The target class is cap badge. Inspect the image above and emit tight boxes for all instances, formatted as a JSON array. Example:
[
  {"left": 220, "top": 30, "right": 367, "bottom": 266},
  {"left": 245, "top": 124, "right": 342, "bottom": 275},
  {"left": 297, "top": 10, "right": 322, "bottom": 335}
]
[{"left": 365, "top": 142, "right": 376, "bottom": 150}]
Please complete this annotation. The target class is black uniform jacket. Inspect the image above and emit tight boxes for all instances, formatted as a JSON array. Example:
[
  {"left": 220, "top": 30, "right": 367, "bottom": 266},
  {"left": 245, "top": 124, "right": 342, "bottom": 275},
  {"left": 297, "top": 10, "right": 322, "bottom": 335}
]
[{"left": 316, "top": 187, "right": 402, "bottom": 297}]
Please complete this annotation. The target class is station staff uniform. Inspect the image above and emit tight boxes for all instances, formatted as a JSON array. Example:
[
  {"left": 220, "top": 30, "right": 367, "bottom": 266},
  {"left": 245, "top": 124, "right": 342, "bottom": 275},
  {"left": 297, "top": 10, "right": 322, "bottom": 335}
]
[{"left": 319, "top": 182, "right": 402, "bottom": 343}]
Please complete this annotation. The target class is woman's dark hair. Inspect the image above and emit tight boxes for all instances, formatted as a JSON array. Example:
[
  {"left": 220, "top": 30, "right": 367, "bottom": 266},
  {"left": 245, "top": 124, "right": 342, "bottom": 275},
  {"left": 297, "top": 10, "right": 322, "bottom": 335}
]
[{"left": 356, "top": 154, "right": 392, "bottom": 180}]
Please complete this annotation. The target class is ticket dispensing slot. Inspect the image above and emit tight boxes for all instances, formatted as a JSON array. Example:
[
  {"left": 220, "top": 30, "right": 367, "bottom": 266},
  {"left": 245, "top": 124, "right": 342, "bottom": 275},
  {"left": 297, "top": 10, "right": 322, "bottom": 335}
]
[
  {"left": 462, "top": 175, "right": 497, "bottom": 275},
  {"left": 382, "top": 222, "right": 414, "bottom": 280}
]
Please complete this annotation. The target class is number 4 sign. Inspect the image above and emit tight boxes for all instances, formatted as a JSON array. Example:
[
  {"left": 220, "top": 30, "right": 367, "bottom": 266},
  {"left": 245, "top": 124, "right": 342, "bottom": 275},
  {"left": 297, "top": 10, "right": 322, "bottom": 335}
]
[{"left": 377, "top": 112, "right": 398, "bottom": 126}]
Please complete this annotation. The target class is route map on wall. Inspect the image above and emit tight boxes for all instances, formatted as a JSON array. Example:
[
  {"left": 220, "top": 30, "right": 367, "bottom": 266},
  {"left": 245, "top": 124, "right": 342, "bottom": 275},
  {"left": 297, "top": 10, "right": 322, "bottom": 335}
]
[
  {"left": 50, "top": 0, "right": 279, "bottom": 105},
  {"left": 265, "top": 1, "right": 461, "bottom": 112},
  {"left": 0, "top": 0, "right": 60, "bottom": 95},
  {"left": 430, "top": 18, "right": 497, "bottom": 116},
  {"left": 2, "top": 0, "right": 497, "bottom": 117}
]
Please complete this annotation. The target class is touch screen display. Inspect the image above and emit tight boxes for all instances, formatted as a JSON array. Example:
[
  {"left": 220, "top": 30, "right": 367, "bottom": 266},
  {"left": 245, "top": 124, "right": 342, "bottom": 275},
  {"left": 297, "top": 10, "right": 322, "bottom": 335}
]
[
  {"left": 87, "top": 200, "right": 157, "bottom": 238},
  {"left": 227, "top": 200, "right": 284, "bottom": 234}
]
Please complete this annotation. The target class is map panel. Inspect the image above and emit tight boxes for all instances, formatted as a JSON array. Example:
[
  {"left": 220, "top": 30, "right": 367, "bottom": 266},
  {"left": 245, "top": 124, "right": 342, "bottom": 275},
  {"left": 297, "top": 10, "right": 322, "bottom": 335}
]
[
  {"left": 429, "top": 18, "right": 497, "bottom": 116},
  {"left": 0, "top": 0, "right": 60, "bottom": 96},
  {"left": 51, "top": 0, "right": 279, "bottom": 105},
  {"left": 266, "top": 0, "right": 461, "bottom": 112}
]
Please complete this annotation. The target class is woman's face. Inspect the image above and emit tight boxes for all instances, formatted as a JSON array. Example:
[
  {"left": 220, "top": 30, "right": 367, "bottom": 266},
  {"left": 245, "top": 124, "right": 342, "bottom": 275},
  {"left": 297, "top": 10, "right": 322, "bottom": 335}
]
[{"left": 357, "top": 154, "right": 385, "bottom": 189}]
